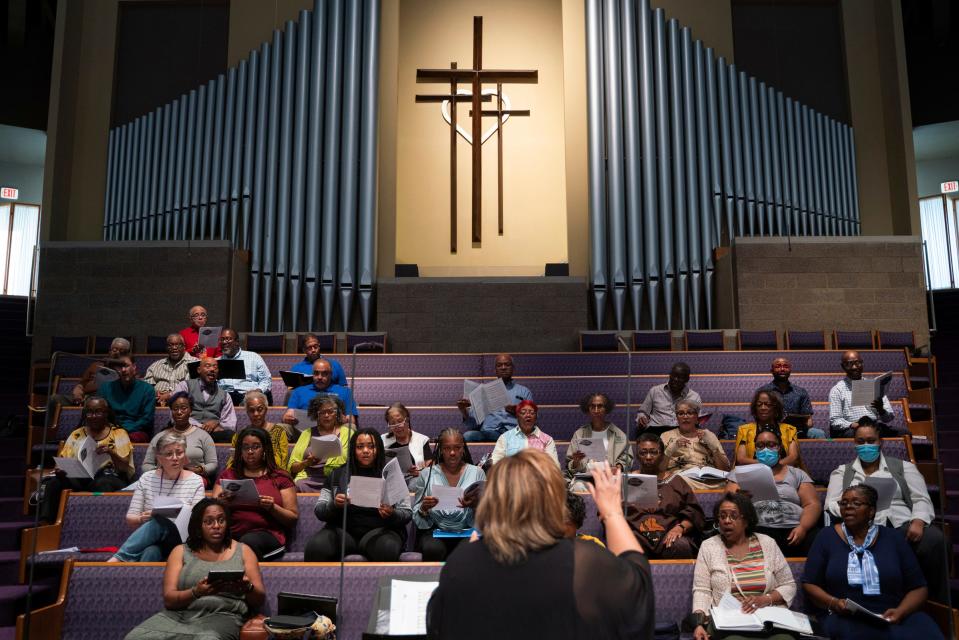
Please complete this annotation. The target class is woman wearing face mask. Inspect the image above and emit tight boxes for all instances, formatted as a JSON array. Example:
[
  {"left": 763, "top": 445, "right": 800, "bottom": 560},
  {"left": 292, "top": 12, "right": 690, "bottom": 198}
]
[
  {"left": 726, "top": 429, "right": 821, "bottom": 556},
  {"left": 802, "top": 485, "right": 943, "bottom": 640},
  {"left": 491, "top": 400, "right": 559, "bottom": 468},
  {"left": 382, "top": 402, "right": 432, "bottom": 486},
  {"left": 734, "top": 390, "right": 801, "bottom": 468},
  {"left": 825, "top": 421, "right": 946, "bottom": 603}
]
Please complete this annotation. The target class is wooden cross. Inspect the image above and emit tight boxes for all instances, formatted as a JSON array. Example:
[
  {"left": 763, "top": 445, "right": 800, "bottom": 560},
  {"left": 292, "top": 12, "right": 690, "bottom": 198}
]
[{"left": 415, "top": 17, "right": 538, "bottom": 253}]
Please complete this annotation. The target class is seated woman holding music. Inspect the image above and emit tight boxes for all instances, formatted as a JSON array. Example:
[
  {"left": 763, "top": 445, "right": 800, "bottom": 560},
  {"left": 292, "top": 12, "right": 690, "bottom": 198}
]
[
  {"left": 412, "top": 428, "right": 486, "bottom": 561},
  {"left": 662, "top": 399, "right": 731, "bottom": 490},
  {"left": 288, "top": 395, "right": 352, "bottom": 492},
  {"left": 124, "top": 498, "right": 266, "bottom": 640}
]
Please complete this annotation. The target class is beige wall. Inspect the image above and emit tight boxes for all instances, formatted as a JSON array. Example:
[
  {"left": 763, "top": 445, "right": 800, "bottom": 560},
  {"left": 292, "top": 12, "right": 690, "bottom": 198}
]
[{"left": 393, "top": 0, "right": 570, "bottom": 276}]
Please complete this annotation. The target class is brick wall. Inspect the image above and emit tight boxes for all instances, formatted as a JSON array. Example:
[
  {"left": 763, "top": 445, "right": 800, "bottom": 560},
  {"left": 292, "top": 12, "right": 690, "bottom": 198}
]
[
  {"left": 32, "top": 241, "right": 250, "bottom": 360},
  {"left": 376, "top": 277, "right": 589, "bottom": 352},
  {"left": 727, "top": 236, "right": 929, "bottom": 347}
]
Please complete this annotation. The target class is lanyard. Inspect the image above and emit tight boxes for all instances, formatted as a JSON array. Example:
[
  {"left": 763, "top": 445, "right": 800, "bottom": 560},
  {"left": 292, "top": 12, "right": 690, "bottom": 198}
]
[{"left": 159, "top": 470, "right": 181, "bottom": 496}]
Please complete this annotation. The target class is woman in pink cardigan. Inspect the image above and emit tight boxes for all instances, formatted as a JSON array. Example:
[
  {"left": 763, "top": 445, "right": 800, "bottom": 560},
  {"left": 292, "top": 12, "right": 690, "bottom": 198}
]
[{"left": 690, "top": 491, "right": 797, "bottom": 640}]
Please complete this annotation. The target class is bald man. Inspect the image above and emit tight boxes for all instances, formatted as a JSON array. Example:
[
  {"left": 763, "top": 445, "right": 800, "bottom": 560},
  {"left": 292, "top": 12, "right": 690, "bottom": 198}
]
[
  {"left": 179, "top": 305, "right": 221, "bottom": 358},
  {"left": 459, "top": 354, "right": 533, "bottom": 442},
  {"left": 172, "top": 356, "right": 237, "bottom": 442},
  {"left": 828, "top": 350, "right": 900, "bottom": 437},
  {"left": 283, "top": 358, "right": 357, "bottom": 426}
]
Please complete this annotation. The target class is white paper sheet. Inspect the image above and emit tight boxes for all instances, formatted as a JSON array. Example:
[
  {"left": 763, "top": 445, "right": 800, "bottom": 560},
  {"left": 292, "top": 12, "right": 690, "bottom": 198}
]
[
  {"left": 385, "top": 446, "right": 416, "bottom": 473},
  {"left": 151, "top": 495, "right": 185, "bottom": 518},
  {"left": 574, "top": 436, "right": 608, "bottom": 463},
  {"left": 432, "top": 485, "right": 464, "bottom": 511},
  {"left": 463, "top": 379, "right": 480, "bottom": 398},
  {"left": 77, "top": 435, "right": 110, "bottom": 478},
  {"left": 53, "top": 456, "right": 92, "bottom": 479},
  {"left": 863, "top": 476, "right": 898, "bottom": 512},
  {"left": 219, "top": 478, "right": 260, "bottom": 505},
  {"left": 382, "top": 458, "right": 411, "bottom": 506},
  {"left": 349, "top": 475, "right": 385, "bottom": 509},
  {"left": 388, "top": 579, "right": 439, "bottom": 635},
  {"left": 623, "top": 474, "right": 658, "bottom": 508},
  {"left": 732, "top": 464, "right": 781, "bottom": 502},
  {"left": 198, "top": 326, "right": 222, "bottom": 348},
  {"left": 679, "top": 466, "right": 728, "bottom": 480},
  {"left": 850, "top": 371, "right": 893, "bottom": 407},
  {"left": 309, "top": 434, "right": 342, "bottom": 462}
]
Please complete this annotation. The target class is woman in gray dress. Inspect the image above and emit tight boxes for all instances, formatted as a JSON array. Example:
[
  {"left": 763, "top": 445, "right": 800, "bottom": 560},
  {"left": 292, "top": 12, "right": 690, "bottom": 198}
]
[{"left": 125, "top": 498, "right": 265, "bottom": 640}]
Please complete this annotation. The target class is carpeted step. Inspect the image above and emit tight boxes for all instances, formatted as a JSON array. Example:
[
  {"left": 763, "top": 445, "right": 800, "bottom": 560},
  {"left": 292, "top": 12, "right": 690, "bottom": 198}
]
[
  {"left": 946, "top": 491, "right": 959, "bottom": 516},
  {"left": 0, "top": 499, "right": 25, "bottom": 523},
  {"left": 939, "top": 433, "right": 959, "bottom": 450},
  {"left": 0, "top": 522, "right": 32, "bottom": 551},
  {"left": 0, "top": 551, "right": 22, "bottom": 585},
  {"left": 0, "top": 625, "right": 15, "bottom": 640},
  {"left": 0, "top": 478, "right": 23, "bottom": 499},
  {"left": 945, "top": 469, "right": 959, "bottom": 492},
  {"left": 0, "top": 579, "right": 56, "bottom": 627}
]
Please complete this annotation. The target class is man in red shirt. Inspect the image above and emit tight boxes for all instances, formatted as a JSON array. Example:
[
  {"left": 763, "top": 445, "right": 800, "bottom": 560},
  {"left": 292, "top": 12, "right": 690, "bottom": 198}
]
[{"left": 179, "top": 305, "right": 221, "bottom": 358}]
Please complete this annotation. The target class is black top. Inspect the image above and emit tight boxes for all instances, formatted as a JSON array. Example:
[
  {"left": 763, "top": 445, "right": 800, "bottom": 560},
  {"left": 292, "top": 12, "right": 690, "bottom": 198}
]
[{"left": 426, "top": 538, "right": 653, "bottom": 640}]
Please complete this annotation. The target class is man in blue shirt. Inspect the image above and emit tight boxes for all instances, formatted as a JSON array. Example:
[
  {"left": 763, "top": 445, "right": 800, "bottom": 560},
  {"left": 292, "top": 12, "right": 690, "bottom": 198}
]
[
  {"left": 459, "top": 354, "right": 533, "bottom": 442},
  {"left": 98, "top": 355, "right": 156, "bottom": 442},
  {"left": 290, "top": 333, "right": 347, "bottom": 386},
  {"left": 217, "top": 328, "right": 273, "bottom": 406},
  {"left": 283, "top": 358, "right": 357, "bottom": 427},
  {"left": 757, "top": 357, "right": 825, "bottom": 438}
]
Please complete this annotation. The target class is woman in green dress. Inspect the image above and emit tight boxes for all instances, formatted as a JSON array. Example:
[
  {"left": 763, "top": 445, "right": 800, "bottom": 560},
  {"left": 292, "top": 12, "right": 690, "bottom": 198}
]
[{"left": 124, "top": 498, "right": 265, "bottom": 640}]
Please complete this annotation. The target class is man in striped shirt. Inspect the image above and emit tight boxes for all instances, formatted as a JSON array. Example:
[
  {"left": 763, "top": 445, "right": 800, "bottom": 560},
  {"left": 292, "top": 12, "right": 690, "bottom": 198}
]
[{"left": 143, "top": 333, "right": 198, "bottom": 405}]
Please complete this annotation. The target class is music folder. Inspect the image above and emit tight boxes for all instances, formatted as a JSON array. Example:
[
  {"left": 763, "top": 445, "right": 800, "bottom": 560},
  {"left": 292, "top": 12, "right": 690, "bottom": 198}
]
[{"left": 187, "top": 359, "right": 246, "bottom": 379}]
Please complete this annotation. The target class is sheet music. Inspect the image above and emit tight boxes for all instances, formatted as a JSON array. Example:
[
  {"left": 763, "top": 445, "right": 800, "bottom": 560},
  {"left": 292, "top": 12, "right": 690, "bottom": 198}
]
[
  {"left": 388, "top": 579, "right": 439, "bottom": 635},
  {"left": 53, "top": 456, "right": 92, "bottom": 479},
  {"left": 468, "top": 378, "right": 509, "bottom": 424},
  {"left": 198, "top": 326, "right": 222, "bottom": 348},
  {"left": 385, "top": 446, "right": 416, "bottom": 473},
  {"left": 432, "top": 485, "right": 464, "bottom": 511},
  {"left": 349, "top": 475, "right": 385, "bottom": 509},
  {"left": 382, "top": 458, "right": 410, "bottom": 506},
  {"left": 77, "top": 435, "right": 109, "bottom": 478},
  {"left": 863, "top": 476, "right": 898, "bottom": 512},
  {"left": 463, "top": 379, "right": 480, "bottom": 398},
  {"left": 731, "top": 464, "right": 781, "bottom": 502},
  {"left": 219, "top": 478, "right": 260, "bottom": 505},
  {"left": 309, "top": 434, "right": 342, "bottom": 462},
  {"left": 151, "top": 495, "right": 185, "bottom": 518},
  {"left": 850, "top": 371, "right": 893, "bottom": 407},
  {"left": 574, "top": 436, "right": 608, "bottom": 463},
  {"left": 623, "top": 473, "right": 658, "bottom": 508}
]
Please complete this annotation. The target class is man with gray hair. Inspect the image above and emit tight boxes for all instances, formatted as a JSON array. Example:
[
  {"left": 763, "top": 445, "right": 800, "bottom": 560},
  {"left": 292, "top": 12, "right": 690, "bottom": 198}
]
[
  {"left": 143, "top": 333, "right": 198, "bottom": 405},
  {"left": 50, "top": 337, "right": 131, "bottom": 407}
]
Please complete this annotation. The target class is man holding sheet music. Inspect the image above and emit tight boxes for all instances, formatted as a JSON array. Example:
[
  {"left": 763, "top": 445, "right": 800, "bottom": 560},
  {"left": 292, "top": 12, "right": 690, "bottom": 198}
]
[
  {"left": 50, "top": 337, "right": 131, "bottom": 408},
  {"left": 179, "top": 305, "right": 221, "bottom": 358},
  {"left": 283, "top": 359, "right": 358, "bottom": 425},
  {"left": 216, "top": 328, "right": 273, "bottom": 406},
  {"left": 828, "top": 351, "right": 900, "bottom": 437},
  {"left": 172, "top": 357, "right": 237, "bottom": 443},
  {"left": 459, "top": 354, "right": 532, "bottom": 442}
]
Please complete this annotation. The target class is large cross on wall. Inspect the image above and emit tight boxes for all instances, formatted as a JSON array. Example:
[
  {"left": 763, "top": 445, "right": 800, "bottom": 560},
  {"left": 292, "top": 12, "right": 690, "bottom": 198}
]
[{"left": 415, "top": 17, "right": 538, "bottom": 253}]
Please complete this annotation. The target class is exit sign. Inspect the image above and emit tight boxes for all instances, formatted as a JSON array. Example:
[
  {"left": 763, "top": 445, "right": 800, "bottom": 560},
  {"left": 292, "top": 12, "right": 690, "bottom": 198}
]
[
  {"left": 0, "top": 187, "right": 17, "bottom": 200},
  {"left": 942, "top": 181, "right": 959, "bottom": 194}
]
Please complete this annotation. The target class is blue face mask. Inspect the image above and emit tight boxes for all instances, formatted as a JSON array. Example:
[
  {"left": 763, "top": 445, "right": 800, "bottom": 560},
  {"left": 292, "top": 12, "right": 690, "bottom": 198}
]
[
  {"left": 755, "top": 448, "right": 779, "bottom": 467},
  {"left": 856, "top": 444, "right": 881, "bottom": 464}
]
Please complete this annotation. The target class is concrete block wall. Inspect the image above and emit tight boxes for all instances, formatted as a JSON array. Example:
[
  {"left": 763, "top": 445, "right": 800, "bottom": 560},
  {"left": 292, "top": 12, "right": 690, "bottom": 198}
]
[
  {"left": 376, "top": 277, "right": 589, "bottom": 352},
  {"left": 729, "top": 236, "right": 929, "bottom": 348},
  {"left": 32, "top": 241, "right": 250, "bottom": 361}
]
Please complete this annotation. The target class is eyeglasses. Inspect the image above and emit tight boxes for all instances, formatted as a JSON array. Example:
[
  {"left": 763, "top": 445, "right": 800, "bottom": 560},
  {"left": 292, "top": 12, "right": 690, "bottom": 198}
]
[
  {"left": 387, "top": 420, "right": 408, "bottom": 428},
  {"left": 241, "top": 444, "right": 263, "bottom": 452},
  {"left": 160, "top": 450, "right": 185, "bottom": 458},
  {"left": 838, "top": 500, "right": 869, "bottom": 509},
  {"left": 676, "top": 410, "right": 697, "bottom": 416},
  {"left": 318, "top": 408, "right": 337, "bottom": 416},
  {"left": 717, "top": 511, "right": 742, "bottom": 522},
  {"left": 754, "top": 442, "right": 779, "bottom": 450},
  {"left": 190, "top": 312, "right": 208, "bottom": 318},
  {"left": 202, "top": 517, "right": 227, "bottom": 526}
]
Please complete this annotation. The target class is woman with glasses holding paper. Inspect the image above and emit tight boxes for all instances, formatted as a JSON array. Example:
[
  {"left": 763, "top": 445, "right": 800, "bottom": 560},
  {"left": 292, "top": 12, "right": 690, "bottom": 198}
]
[
  {"left": 214, "top": 426, "right": 298, "bottom": 561},
  {"left": 109, "top": 432, "right": 205, "bottom": 562},
  {"left": 802, "top": 484, "right": 943, "bottom": 639},
  {"left": 491, "top": 400, "right": 560, "bottom": 468},
  {"left": 412, "top": 428, "right": 486, "bottom": 561},
  {"left": 141, "top": 391, "right": 218, "bottom": 486},
  {"left": 662, "top": 399, "right": 731, "bottom": 490},
  {"left": 689, "top": 491, "right": 798, "bottom": 640},
  {"left": 305, "top": 427, "right": 412, "bottom": 561},
  {"left": 725, "top": 429, "right": 821, "bottom": 556},
  {"left": 382, "top": 403, "right": 432, "bottom": 487},
  {"left": 734, "top": 390, "right": 801, "bottom": 469},
  {"left": 566, "top": 393, "right": 632, "bottom": 491},
  {"left": 125, "top": 498, "right": 266, "bottom": 640},
  {"left": 625, "top": 432, "right": 704, "bottom": 559},
  {"left": 288, "top": 395, "right": 352, "bottom": 492},
  {"left": 38, "top": 395, "right": 135, "bottom": 524}
]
